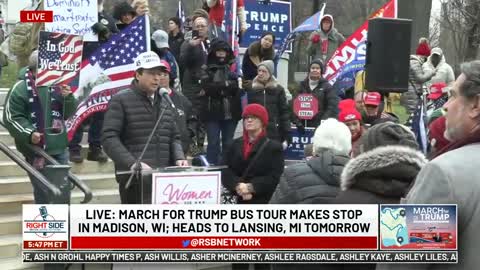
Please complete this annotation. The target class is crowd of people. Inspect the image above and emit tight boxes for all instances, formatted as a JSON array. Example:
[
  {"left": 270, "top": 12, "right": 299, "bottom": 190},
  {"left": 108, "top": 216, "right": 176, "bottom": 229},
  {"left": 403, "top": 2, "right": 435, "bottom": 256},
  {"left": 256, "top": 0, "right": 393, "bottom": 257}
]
[{"left": 1, "top": 0, "right": 480, "bottom": 268}]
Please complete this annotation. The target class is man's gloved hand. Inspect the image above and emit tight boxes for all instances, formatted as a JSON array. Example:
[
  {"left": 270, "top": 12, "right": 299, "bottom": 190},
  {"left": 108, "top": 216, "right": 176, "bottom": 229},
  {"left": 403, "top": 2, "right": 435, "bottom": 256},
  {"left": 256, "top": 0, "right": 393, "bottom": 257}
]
[{"left": 311, "top": 33, "right": 321, "bottom": 44}]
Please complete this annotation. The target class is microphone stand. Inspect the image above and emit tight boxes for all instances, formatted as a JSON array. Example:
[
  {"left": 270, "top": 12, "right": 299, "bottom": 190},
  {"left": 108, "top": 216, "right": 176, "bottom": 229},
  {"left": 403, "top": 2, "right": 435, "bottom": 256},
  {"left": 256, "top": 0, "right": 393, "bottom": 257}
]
[{"left": 125, "top": 102, "right": 168, "bottom": 204}]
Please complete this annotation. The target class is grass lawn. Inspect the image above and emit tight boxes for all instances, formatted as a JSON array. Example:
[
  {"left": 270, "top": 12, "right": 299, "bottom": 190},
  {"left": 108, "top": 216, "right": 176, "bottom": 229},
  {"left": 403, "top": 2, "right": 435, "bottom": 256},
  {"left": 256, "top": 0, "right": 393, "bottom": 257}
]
[{"left": 0, "top": 61, "right": 19, "bottom": 89}]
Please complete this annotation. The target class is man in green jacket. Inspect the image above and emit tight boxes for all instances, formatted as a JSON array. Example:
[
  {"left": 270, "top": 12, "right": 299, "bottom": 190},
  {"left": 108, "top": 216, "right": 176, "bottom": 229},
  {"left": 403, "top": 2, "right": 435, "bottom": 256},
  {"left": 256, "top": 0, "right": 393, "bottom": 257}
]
[{"left": 2, "top": 50, "right": 77, "bottom": 203}]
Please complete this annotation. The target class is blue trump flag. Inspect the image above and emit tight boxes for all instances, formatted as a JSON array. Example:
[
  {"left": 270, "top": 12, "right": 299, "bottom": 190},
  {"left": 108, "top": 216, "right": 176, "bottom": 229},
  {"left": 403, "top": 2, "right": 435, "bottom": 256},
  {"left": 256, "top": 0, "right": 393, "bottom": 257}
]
[{"left": 274, "top": 3, "right": 326, "bottom": 73}]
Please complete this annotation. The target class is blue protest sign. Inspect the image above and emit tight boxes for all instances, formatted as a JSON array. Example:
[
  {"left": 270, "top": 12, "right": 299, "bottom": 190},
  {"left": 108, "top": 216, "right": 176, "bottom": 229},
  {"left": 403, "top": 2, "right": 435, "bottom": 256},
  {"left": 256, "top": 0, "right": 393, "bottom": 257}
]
[
  {"left": 284, "top": 127, "right": 315, "bottom": 161},
  {"left": 241, "top": 0, "right": 292, "bottom": 50}
]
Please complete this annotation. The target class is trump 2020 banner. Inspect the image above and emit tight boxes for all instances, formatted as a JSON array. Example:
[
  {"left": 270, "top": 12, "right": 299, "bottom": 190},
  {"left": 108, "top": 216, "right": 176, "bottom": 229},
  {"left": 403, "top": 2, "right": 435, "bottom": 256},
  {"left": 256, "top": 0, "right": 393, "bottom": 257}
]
[
  {"left": 36, "top": 31, "right": 83, "bottom": 87},
  {"left": 324, "top": 0, "right": 397, "bottom": 90},
  {"left": 241, "top": 0, "right": 292, "bottom": 50}
]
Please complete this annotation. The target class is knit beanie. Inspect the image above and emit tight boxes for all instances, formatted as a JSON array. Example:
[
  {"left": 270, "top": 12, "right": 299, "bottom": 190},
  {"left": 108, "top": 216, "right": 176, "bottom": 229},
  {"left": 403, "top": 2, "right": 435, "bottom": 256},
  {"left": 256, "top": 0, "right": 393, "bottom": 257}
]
[
  {"left": 242, "top": 104, "right": 269, "bottom": 127},
  {"left": 428, "top": 116, "right": 450, "bottom": 151},
  {"left": 360, "top": 122, "right": 418, "bottom": 153},
  {"left": 338, "top": 99, "right": 356, "bottom": 111},
  {"left": 309, "top": 58, "right": 324, "bottom": 74},
  {"left": 312, "top": 118, "right": 352, "bottom": 156},
  {"left": 416, "top": 42, "right": 431, "bottom": 57},
  {"left": 258, "top": 60, "right": 275, "bottom": 77},
  {"left": 339, "top": 107, "right": 362, "bottom": 123}
]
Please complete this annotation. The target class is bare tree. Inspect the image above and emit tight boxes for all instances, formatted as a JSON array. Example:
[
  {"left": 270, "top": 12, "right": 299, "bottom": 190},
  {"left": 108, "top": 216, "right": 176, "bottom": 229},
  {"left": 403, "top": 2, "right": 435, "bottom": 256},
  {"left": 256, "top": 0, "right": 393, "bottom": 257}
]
[{"left": 440, "top": 0, "right": 480, "bottom": 65}]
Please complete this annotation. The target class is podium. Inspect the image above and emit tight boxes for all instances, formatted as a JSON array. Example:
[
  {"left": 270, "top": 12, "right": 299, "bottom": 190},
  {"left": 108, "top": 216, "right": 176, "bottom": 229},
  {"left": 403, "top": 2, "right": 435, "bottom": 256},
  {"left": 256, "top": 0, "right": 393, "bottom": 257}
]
[{"left": 118, "top": 166, "right": 226, "bottom": 205}]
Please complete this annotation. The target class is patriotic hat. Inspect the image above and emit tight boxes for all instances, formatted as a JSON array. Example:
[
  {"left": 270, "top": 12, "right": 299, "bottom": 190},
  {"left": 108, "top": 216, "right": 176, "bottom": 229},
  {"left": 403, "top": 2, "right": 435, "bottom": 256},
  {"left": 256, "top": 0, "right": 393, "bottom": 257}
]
[
  {"left": 134, "top": 51, "right": 162, "bottom": 71},
  {"left": 364, "top": 92, "right": 382, "bottom": 106},
  {"left": 428, "top": 82, "right": 447, "bottom": 100}
]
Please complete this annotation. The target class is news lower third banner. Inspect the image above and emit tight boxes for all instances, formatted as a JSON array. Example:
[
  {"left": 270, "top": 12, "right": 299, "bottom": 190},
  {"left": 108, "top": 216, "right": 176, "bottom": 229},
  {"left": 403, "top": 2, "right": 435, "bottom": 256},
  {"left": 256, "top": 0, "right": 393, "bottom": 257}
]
[{"left": 22, "top": 204, "right": 458, "bottom": 264}]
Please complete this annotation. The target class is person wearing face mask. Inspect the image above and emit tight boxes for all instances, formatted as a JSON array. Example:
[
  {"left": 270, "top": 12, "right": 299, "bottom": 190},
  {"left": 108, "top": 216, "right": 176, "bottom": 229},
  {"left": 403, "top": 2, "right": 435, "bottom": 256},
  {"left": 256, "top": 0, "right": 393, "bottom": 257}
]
[
  {"left": 307, "top": 14, "right": 345, "bottom": 64},
  {"left": 242, "top": 32, "right": 275, "bottom": 81},
  {"left": 423, "top": 47, "right": 455, "bottom": 87},
  {"left": 294, "top": 59, "right": 339, "bottom": 132},
  {"left": 199, "top": 39, "right": 241, "bottom": 165}
]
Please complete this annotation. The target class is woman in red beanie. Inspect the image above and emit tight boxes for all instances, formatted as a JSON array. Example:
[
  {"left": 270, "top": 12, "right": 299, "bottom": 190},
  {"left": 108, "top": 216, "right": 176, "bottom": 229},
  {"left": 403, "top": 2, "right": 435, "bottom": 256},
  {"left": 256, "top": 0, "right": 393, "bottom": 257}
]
[
  {"left": 222, "top": 103, "right": 284, "bottom": 205},
  {"left": 222, "top": 104, "right": 284, "bottom": 270},
  {"left": 338, "top": 105, "right": 365, "bottom": 157}
]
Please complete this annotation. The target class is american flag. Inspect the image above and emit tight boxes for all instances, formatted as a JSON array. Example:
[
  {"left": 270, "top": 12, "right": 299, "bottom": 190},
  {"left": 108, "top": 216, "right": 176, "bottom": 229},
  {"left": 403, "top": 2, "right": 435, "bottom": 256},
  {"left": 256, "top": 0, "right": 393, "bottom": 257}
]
[
  {"left": 407, "top": 97, "right": 428, "bottom": 154},
  {"left": 176, "top": 0, "right": 186, "bottom": 26},
  {"left": 66, "top": 15, "right": 150, "bottom": 140},
  {"left": 36, "top": 31, "right": 83, "bottom": 87}
]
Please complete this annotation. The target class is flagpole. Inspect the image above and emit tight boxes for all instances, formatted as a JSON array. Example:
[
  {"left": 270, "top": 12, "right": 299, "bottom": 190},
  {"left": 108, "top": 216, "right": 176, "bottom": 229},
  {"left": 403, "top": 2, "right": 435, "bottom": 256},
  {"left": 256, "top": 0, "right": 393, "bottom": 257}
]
[
  {"left": 231, "top": 0, "right": 237, "bottom": 48},
  {"left": 145, "top": 15, "right": 151, "bottom": 51}
]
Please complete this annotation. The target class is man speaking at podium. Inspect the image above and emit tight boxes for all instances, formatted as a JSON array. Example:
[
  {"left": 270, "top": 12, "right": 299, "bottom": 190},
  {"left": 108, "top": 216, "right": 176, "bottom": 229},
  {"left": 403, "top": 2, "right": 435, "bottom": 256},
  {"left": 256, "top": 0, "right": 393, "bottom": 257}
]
[{"left": 102, "top": 51, "right": 188, "bottom": 204}]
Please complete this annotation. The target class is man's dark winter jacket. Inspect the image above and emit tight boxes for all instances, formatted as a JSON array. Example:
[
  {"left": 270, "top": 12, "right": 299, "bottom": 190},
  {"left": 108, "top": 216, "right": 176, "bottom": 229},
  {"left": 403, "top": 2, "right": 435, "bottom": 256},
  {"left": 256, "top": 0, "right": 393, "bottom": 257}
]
[
  {"left": 269, "top": 149, "right": 349, "bottom": 204},
  {"left": 179, "top": 38, "right": 209, "bottom": 116},
  {"left": 222, "top": 137, "right": 284, "bottom": 204},
  {"left": 295, "top": 77, "right": 339, "bottom": 128},
  {"left": 170, "top": 90, "right": 193, "bottom": 154},
  {"left": 245, "top": 77, "right": 290, "bottom": 143},
  {"left": 102, "top": 81, "right": 185, "bottom": 183},
  {"left": 335, "top": 145, "right": 427, "bottom": 205},
  {"left": 169, "top": 31, "right": 184, "bottom": 62},
  {"left": 200, "top": 39, "right": 241, "bottom": 122}
]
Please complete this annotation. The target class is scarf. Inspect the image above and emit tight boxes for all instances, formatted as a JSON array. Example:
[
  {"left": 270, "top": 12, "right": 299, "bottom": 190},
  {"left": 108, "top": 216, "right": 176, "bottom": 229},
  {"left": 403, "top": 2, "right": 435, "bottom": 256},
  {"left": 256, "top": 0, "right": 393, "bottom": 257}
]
[
  {"left": 242, "top": 129, "right": 266, "bottom": 160},
  {"left": 433, "top": 127, "right": 480, "bottom": 159},
  {"left": 25, "top": 68, "right": 45, "bottom": 147},
  {"left": 309, "top": 79, "right": 320, "bottom": 91},
  {"left": 25, "top": 68, "right": 64, "bottom": 149}
]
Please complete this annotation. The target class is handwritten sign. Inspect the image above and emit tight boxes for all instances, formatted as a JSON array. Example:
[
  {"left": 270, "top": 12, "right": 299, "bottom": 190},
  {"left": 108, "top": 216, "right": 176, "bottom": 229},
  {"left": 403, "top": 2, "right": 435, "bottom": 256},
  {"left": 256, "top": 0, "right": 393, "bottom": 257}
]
[
  {"left": 36, "top": 31, "right": 83, "bottom": 87},
  {"left": 45, "top": 0, "right": 98, "bottom": 41},
  {"left": 152, "top": 172, "right": 221, "bottom": 205}
]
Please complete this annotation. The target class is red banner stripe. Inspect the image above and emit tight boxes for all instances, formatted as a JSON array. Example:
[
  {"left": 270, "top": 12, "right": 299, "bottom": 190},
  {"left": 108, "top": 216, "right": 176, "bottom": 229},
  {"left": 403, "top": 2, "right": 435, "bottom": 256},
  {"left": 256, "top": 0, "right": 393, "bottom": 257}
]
[{"left": 71, "top": 236, "right": 377, "bottom": 250}]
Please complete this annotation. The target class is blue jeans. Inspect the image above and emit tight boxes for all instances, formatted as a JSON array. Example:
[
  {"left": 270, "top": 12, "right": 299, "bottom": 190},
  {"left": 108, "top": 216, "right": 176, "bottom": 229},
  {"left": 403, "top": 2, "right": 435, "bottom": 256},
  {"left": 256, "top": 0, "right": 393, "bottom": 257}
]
[
  {"left": 206, "top": 119, "right": 236, "bottom": 165},
  {"left": 68, "top": 112, "right": 104, "bottom": 150},
  {"left": 26, "top": 151, "right": 69, "bottom": 204}
]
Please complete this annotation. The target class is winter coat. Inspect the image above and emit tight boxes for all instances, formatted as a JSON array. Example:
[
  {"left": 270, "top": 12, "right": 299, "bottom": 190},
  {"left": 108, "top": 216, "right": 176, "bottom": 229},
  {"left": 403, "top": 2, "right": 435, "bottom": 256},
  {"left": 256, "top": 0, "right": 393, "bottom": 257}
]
[
  {"left": 222, "top": 136, "right": 284, "bottom": 204},
  {"left": 168, "top": 31, "right": 184, "bottom": 62},
  {"left": 377, "top": 143, "right": 480, "bottom": 270},
  {"left": 334, "top": 145, "right": 427, "bottom": 204},
  {"left": 199, "top": 39, "right": 241, "bottom": 122},
  {"left": 401, "top": 55, "right": 435, "bottom": 114},
  {"left": 422, "top": 53, "right": 455, "bottom": 86},
  {"left": 179, "top": 38, "right": 209, "bottom": 116},
  {"left": 245, "top": 77, "right": 291, "bottom": 143},
  {"left": 295, "top": 77, "right": 339, "bottom": 128},
  {"left": 307, "top": 15, "right": 345, "bottom": 63},
  {"left": 270, "top": 148, "right": 349, "bottom": 204},
  {"left": 102, "top": 81, "right": 185, "bottom": 183},
  {"left": 242, "top": 40, "right": 275, "bottom": 81},
  {"left": 2, "top": 67, "right": 77, "bottom": 159},
  {"left": 170, "top": 90, "right": 193, "bottom": 154}
]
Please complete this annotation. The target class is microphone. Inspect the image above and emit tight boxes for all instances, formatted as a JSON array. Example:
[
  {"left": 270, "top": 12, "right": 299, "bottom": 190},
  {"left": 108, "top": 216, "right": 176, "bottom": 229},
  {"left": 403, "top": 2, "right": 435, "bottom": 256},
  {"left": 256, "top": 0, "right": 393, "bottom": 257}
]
[{"left": 159, "top": 88, "right": 176, "bottom": 109}]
